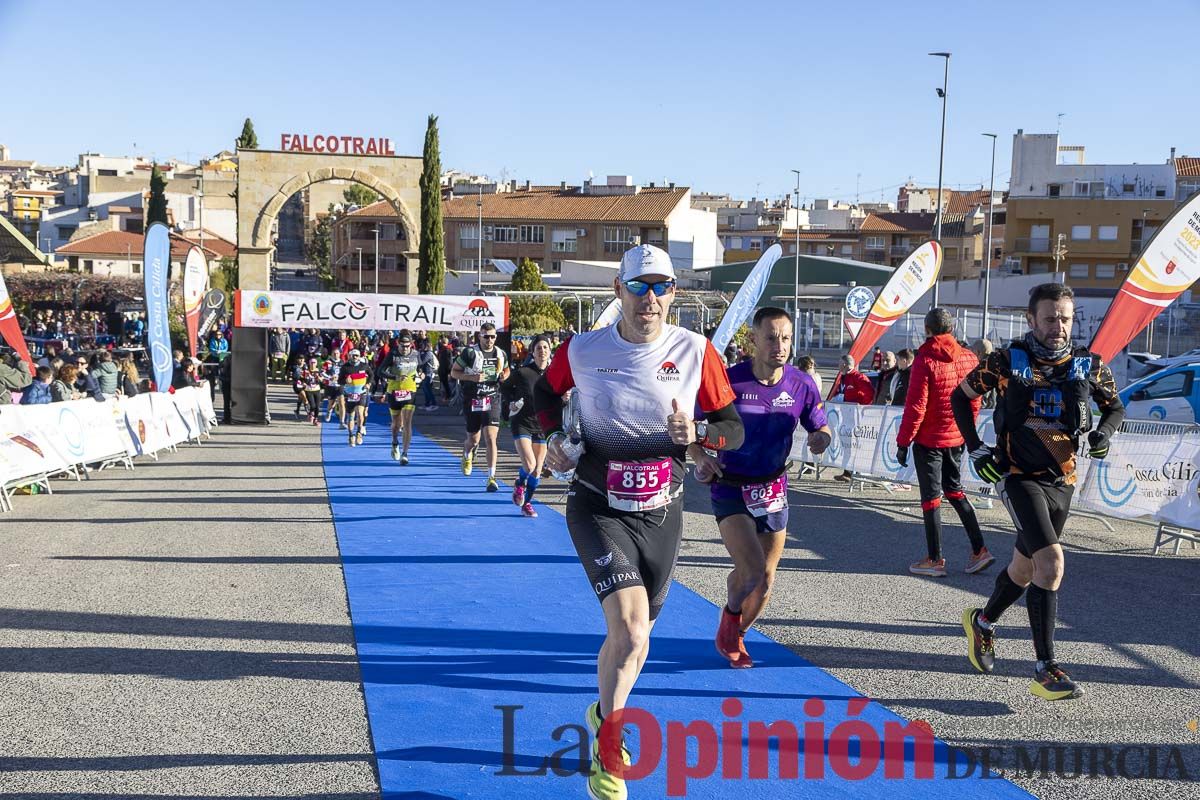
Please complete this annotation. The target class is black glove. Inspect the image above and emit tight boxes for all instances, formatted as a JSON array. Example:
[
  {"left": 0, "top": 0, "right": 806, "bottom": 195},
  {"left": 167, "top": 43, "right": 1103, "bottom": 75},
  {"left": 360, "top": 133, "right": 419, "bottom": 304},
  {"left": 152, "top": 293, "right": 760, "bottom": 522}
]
[
  {"left": 896, "top": 445, "right": 908, "bottom": 467},
  {"left": 970, "top": 445, "right": 1004, "bottom": 484},
  {"left": 1088, "top": 429, "right": 1110, "bottom": 459}
]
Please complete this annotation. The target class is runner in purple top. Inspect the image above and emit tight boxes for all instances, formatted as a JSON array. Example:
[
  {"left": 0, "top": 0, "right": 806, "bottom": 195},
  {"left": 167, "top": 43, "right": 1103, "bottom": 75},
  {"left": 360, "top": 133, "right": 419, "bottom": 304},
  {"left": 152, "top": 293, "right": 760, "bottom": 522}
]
[{"left": 690, "top": 307, "right": 832, "bottom": 669}]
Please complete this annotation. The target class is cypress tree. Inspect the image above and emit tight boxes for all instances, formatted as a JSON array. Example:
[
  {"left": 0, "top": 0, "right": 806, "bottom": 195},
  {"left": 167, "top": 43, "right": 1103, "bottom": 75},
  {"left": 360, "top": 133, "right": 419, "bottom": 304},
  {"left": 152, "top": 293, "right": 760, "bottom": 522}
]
[
  {"left": 236, "top": 118, "right": 258, "bottom": 150},
  {"left": 147, "top": 164, "right": 169, "bottom": 228},
  {"left": 418, "top": 114, "right": 445, "bottom": 294}
]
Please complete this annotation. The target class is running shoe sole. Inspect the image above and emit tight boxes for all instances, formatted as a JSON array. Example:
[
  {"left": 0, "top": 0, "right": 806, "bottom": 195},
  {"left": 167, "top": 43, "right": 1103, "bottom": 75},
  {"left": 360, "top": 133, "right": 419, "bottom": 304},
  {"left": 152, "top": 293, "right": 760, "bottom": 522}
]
[
  {"left": 909, "top": 565, "right": 947, "bottom": 577},
  {"left": 1030, "top": 675, "right": 1085, "bottom": 701},
  {"left": 401, "top": 455, "right": 409, "bottom": 466},
  {"left": 965, "top": 552, "right": 996, "bottom": 574},
  {"left": 962, "top": 608, "right": 995, "bottom": 674}
]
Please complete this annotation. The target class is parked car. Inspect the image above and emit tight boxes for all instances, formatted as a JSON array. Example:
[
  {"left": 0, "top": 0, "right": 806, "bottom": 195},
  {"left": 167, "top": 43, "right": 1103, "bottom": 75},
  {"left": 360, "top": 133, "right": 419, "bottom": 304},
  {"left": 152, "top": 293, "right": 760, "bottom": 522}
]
[{"left": 1119, "top": 361, "right": 1200, "bottom": 423}]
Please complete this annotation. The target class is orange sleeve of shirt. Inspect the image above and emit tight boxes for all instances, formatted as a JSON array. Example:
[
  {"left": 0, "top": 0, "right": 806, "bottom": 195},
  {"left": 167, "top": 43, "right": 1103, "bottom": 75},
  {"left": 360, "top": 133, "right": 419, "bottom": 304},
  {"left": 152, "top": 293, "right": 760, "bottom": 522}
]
[{"left": 697, "top": 340, "right": 736, "bottom": 413}]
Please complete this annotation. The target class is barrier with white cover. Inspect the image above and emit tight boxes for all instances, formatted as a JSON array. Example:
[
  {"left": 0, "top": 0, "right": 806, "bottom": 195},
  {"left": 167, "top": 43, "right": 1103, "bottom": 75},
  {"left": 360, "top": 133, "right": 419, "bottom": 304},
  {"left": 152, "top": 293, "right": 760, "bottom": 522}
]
[
  {"left": 0, "top": 387, "right": 217, "bottom": 511},
  {"left": 791, "top": 402, "right": 1200, "bottom": 549}
]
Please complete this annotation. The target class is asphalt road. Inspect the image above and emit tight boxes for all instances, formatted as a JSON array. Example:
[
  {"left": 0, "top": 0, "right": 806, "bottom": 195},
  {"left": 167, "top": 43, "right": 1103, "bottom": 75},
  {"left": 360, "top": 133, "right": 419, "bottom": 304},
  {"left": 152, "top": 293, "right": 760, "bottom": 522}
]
[{"left": 0, "top": 389, "right": 378, "bottom": 799}]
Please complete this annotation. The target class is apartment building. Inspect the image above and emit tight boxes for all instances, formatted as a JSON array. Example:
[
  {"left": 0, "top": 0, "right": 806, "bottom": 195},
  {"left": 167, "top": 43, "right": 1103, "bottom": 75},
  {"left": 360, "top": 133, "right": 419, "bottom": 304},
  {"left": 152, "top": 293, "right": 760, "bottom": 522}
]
[{"left": 1004, "top": 131, "right": 1177, "bottom": 289}]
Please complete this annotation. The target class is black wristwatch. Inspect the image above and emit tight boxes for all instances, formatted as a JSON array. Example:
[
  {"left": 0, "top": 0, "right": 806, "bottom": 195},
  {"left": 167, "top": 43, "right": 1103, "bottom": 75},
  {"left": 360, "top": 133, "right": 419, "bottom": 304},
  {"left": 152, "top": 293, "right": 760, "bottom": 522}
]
[{"left": 695, "top": 421, "right": 709, "bottom": 445}]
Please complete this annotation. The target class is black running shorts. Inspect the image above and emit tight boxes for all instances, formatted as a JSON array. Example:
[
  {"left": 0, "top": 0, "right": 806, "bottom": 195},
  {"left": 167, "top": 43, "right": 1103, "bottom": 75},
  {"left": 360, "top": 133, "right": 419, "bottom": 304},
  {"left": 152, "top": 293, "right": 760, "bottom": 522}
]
[
  {"left": 999, "top": 476, "right": 1074, "bottom": 557},
  {"left": 511, "top": 415, "right": 545, "bottom": 443},
  {"left": 465, "top": 394, "right": 502, "bottom": 433},
  {"left": 565, "top": 484, "right": 683, "bottom": 621}
]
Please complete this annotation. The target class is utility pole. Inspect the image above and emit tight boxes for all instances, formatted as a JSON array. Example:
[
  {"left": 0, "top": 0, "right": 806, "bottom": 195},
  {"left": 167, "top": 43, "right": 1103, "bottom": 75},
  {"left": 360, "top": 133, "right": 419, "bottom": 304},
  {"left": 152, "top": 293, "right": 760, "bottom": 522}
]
[
  {"left": 374, "top": 226, "right": 380, "bottom": 293},
  {"left": 477, "top": 185, "right": 484, "bottom": 294},
  {"left": 930, "top": 51, "right": 951, "bottom": 306},
  {"left": 982, "top": 133, "right": 997, "bottom": 340},
  {"left": 356, "top": 247, "right": 363, "bottom": 292},
  {"left": 1053, "top": 233, "right": 1068, "bottom": 280}
]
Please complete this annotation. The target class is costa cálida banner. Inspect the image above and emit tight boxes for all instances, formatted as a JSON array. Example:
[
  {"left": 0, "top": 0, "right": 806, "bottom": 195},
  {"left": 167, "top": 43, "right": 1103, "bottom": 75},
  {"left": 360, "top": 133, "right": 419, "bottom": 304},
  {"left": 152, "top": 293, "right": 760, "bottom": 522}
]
[
  {"left": 0, "top": 269, "right": 33, "bottom": 370},
  {"left": 711, "top": 243, "right": 782, "bottom": 354},
  {"left": 232, "top": 290, "right": 510, "bottom": 332},
  {"left": 829, "top": 241, "right": 942, "bottom": 399},
  {"left": 196, "top": 289, "right": 226, "bottom": 341},
  {"left": 182, "top": 247, "right": 208, "bottom": 357},
  {"left": 143, "top": 223, "right": 174, "bottom": 392},
  {"left": 1090, "top": 193, "right": 1200, "bottom": 362}
]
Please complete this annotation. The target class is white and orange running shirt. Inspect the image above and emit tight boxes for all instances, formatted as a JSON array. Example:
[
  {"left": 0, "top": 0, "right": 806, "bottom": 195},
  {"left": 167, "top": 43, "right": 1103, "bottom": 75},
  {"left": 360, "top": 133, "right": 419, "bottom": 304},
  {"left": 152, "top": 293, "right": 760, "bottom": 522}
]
[{"left": 539, "top": 323, "right": 735, "bottom": 495}]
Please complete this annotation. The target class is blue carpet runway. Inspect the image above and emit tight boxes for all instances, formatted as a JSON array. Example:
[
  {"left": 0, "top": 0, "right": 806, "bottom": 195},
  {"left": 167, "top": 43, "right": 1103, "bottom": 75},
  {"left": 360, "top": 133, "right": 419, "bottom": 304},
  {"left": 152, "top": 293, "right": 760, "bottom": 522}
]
[{"left": 322, "top": 407, "right": 1033, "bottom": 799}]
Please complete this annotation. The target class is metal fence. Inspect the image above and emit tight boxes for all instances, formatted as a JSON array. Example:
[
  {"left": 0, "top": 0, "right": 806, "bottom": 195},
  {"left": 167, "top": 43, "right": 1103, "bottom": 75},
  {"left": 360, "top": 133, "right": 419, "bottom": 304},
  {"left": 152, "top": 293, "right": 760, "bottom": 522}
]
[{"left": 794, "top": 307, "right": 1027, "bottom": 355}]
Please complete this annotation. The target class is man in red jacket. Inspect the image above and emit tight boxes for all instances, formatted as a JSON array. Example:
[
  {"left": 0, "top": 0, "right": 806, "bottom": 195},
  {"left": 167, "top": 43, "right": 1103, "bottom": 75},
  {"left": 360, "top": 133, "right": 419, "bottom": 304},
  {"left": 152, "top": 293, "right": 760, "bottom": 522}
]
[
  {"left": 896, "top": 308, "right": 994, "bottom": 577},
  {"left": 837, "top": 355, "right": 874, "bottom": 404},
  {"left": 834, "top": 355, "right": 874, "bottom": 482}
]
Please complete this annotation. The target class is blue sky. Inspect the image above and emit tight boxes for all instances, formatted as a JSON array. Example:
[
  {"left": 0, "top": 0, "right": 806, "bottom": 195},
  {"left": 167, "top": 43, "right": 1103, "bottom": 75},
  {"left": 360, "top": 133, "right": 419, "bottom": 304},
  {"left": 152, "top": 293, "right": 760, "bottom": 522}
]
[{"left": 2, "top": 0, "right": 1196, "bottom": 204}]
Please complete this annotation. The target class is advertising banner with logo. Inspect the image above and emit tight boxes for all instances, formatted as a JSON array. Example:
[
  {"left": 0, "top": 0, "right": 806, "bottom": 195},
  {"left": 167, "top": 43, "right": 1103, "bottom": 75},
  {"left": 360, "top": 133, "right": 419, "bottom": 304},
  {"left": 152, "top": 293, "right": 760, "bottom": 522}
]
[
  {"left": 182, "top": 247, "right": 208, "bottom": 357},
  {"left": 197, "top": 289, "right": 226, "bottom": 341},
  {"left": 0, "top": 270, "right": 34, "bottom": 370},
  {"left": 591, "top": 298, "right": 622, "bottom": 331},
  {"left": 143, "top": 223, "right": 174, "bottom": 392},
  {"left": 1090, "top": 194, "right": 1200, "bottom": 362},
  {"left": 828, "top": 242, "right": 942, "bottom": 399},
  {"left": 711, "top": 244, "right": 782, "bottom": 354},
  {"left": 233, "top": 290, "right": 510, "bottom": 332}
]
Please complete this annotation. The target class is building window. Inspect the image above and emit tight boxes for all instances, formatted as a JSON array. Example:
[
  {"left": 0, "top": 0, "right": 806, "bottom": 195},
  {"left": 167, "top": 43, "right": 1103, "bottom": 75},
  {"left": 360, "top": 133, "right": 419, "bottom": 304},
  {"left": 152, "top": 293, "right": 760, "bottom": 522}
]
[
  {"left": 1122, "top": 183, "right": 1135, "bottom": 194},
  {"left": 1097, "top": 225, "right": 1118, "bottom": 241},
  {"left": 381, "top": 255, "right": 397, "bottom": 271},
  {"left": 1180, "top": 181, "right": 1200, "bottom": 200},
  {"left": 1156, "top": 189, "right": 1167, "bottom": 197},
  {"left": 644, "top": 228, "right": 664, "bottom": 244},
  {"left": 729, "top": 237, "right": 742, "bottom": 249},
  {"left": 1074, "top": 181, "right": 1095, "bottom": 197},
  {"left": 1048, "top": 184, "right": 1061, "bottom": 197},
  {"left": 1069, "top": 263, "right": 1089, "bottom": 279},
  {"left": 749, "top": 240, "right": 762, "bottom": 251},
  {"left": 1071, "top": 225, "right": 1091, "bottom": 240},
  {"left": 493, "top": 226, "right": 518, "bottom": 243},
  {"left": 57, "top": 225, "right": 76, "bottom": 239},
  {"left": 132, "top": 262, "right": 142, "bottom": 274},
  {"left": 865, "top": 236, "right": 885, "bottom": 249},
  {"left": 603, "top": 226, "right": 631, "bottom": 254},
  {"left": 458, "top": 257, "right": 479, "bottom": 270},
  {"left": 841, "top": 244, "right": 853, "bottom": 255},
  {"left": 1095, "top": 263, "right": 1117, "bottom": 279},
  {"left": 84, "top": 259, "right": 94, "bottom": 273},
  {"left": 945, "top": 247, "right": 959, "bottom": 260},
  {"left": 551, "top": 261, "right": 562, "bottom": 271},
  {"left": 519, "top": 224, "right": 545, "bottom": 244},
  {"left": 551, "top": 228, "right": 577, "bottom": 252},
  {"left": 1029, "top": 261, "right": 1049, "bottom": 274},
  {"left": 459, "top": 223, "right": 479, "bottom": 242}
]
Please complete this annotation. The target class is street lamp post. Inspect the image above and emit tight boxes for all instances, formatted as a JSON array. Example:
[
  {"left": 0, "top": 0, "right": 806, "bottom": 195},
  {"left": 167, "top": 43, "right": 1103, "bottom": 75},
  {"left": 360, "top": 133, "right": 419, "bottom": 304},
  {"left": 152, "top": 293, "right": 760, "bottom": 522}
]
[
  {"left": 930, "top": 51, "right": 951, "bottom": 306},
  {"left": 982, "top": 133, "right": 997, "bottom": 340},
  {"left": 356, "top": 247, "right": 363, "bottom": 292},
  {"left": 374, "top": 226, "right": 380, "bottom": 293},
  {"left": 791, "top": 168, "right": 802, "bottom": 350}
]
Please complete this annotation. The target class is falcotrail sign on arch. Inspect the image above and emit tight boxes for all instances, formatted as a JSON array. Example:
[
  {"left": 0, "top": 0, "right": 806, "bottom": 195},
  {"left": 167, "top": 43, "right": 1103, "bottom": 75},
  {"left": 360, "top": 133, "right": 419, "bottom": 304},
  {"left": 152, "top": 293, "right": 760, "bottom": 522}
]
[{"left": 232, "top": 290, "right": 509, "bottom": 331}]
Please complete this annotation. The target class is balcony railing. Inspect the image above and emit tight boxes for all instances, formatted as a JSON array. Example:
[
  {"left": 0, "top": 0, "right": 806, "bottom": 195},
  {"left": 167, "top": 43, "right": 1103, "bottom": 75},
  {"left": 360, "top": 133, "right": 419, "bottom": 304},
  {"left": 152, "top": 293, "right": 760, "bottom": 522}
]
[
  {"left": 1013, "top": 237, "right": 1050, "bottom": 253},
  {"left": 890, "top": 245, "right": 914, "bottom": 257},
  {"left": 864, "top": 248, "right": 886, "bottom": 263}
]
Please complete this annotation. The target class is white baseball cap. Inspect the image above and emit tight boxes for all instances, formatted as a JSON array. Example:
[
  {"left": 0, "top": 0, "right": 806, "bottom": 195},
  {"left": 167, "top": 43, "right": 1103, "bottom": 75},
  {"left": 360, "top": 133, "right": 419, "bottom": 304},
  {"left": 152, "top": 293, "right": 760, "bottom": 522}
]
[{"left": 620, "top": 244, "right": 675, "bottom": 282}]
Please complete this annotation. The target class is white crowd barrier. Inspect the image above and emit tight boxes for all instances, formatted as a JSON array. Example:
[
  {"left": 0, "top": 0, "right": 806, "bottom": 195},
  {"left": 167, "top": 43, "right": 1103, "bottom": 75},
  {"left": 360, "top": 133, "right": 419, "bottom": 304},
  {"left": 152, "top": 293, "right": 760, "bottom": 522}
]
[
  {"left": 791, "top": 402, "right": 1200, "bottom": 534},
  {"left": 0, "top": 386, "right": 217, "bottom": 511}
]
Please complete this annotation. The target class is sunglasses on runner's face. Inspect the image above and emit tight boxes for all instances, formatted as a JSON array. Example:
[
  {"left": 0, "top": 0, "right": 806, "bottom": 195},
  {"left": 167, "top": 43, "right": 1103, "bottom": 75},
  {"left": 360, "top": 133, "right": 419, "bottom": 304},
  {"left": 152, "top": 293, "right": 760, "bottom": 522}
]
[
  {"left": 623, "top": 279, "right": 676, "bottom": 297},
  {"left": 480, "top": 334, "right": 497, "bottom": 340}
]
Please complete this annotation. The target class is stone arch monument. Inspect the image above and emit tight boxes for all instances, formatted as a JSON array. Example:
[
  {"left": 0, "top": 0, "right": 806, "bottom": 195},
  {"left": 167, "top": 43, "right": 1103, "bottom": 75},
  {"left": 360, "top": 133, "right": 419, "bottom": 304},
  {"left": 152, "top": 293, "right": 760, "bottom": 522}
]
[
  {"left": 231, "top": 146, "right": 423, "bottom": 423},
  {"left": 236, "top": 147, "right": 423, "bottom": 292}
]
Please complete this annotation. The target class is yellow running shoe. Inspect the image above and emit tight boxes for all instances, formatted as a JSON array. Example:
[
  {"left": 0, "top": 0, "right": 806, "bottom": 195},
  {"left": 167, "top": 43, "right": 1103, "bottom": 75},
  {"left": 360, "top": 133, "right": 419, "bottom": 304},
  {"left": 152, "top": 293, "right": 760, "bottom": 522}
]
[
  {"left": 462, "top": 451, "right": 473, "bottom": 476},
  {"left": 585, "top": 702, "right": 629, "bottom": 800},
  {"left": 1030, "top": 661, "right": 1085, "bottom": 701}
]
